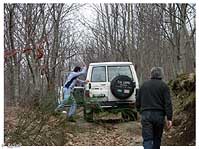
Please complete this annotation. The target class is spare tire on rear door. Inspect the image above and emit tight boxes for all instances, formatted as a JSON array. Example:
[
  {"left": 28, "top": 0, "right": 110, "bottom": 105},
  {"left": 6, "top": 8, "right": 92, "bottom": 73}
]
[{"left": 110, "top": 75, "right": 135, "bottom": 99}]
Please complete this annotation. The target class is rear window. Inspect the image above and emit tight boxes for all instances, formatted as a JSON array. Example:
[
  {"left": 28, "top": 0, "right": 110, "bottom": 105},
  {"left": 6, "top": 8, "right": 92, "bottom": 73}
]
[
  {"left": 108, "top": 66, "right": 133, "bottom": 81},
  {"left": 91, "top": 66, "right": 106, "bottom": 82}
]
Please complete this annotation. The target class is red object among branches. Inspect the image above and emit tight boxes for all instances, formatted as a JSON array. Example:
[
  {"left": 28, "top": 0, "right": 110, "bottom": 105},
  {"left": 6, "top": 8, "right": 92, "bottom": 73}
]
[
  {"left": 36, "top": 48, "right": 44, "bottom": 60},
  {"left": 4, "top": 49, "right": 18, "bottom": 58},
  {"left": 4, "top": 47, "right": 44, "bottom": 62},
  {"left": 22, "top": 48, "right": 32, "bottom": 54},
  {"left": 4, "top": 36, "right": 47, "bottom": 61}
]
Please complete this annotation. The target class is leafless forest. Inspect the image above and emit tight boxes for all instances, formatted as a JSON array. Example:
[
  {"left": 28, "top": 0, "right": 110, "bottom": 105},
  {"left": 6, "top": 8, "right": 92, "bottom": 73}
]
[
  {"left": 4, "top": 3, "right": 195, "bottom": 105},
  {"left": 4, "top": 3, "right": 196, "bottom": 146}
]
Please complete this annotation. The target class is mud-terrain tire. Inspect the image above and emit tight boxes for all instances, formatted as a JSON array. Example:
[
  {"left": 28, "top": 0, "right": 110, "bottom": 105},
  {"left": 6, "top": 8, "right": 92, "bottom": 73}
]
[
  {"left": 83, "top": 105, "right": 94, "bottom": 122},
  {"left": 121, "top": 110, "right": 137, "bottom": 121},
  {"left": 110, "top": 75, "right": 135, "bottom": 99}
]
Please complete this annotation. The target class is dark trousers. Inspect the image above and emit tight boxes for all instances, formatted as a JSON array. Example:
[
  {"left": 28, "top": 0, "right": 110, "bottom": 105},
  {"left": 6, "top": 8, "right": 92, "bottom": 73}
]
[{"left": 141, "top": 110, "right": 165, "bottom": 149}]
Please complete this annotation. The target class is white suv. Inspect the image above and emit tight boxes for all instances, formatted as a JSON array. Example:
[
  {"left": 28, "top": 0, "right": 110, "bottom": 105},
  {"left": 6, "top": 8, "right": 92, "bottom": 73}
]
[{"left": 83, "top": 62, "right": 139, "bottom": 121}]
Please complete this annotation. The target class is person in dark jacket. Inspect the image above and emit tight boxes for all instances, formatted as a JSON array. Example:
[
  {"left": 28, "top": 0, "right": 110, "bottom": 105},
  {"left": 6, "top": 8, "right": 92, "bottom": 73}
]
[{"left": 136, "top": 67, "right": 173, "bottom": 149}]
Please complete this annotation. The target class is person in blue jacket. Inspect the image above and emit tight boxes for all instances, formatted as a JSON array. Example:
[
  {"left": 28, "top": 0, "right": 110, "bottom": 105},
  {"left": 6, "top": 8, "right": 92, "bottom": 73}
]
[{"left": 55, "top": 66, "right": 87, "bottom": 121}]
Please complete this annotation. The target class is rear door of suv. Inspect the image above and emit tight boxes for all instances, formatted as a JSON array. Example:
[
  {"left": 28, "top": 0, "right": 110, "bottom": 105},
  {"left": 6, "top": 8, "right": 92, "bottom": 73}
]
[
  {"left": 88, "top": 66, "right": 109, "bottom": 101},
  {"left": 107, "top": 65, "right": 134, "bottom": 101}
]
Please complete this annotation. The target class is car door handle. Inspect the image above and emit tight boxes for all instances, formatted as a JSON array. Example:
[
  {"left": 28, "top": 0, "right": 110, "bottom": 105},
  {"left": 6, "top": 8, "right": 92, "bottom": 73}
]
[{"left": 100, "top": 84, "right": 106, "bottom": 86}]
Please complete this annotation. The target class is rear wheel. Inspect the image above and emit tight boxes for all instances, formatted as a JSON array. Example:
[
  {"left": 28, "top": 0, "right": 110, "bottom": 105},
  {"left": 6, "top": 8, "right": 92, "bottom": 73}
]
[
  {"left": 83, "top": 105, "right": 94, "bottom": 122},
  {"left": 121, "top": 109, "right": 137, "bottom": 121}
]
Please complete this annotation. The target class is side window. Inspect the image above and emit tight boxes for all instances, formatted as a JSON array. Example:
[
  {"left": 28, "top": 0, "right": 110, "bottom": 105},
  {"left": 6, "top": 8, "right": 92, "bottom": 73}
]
[{"left": 91, "top": 66, "right": 106, "bottom": 82}]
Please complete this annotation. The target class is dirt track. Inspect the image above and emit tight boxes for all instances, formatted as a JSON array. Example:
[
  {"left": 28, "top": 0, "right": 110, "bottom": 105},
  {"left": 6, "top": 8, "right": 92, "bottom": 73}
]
[
  {"left": 5, "top": 106, "right": 193, "bottom": 146},
  {"left": 63, "top": 109, "right": 143, "bottom": 146}
]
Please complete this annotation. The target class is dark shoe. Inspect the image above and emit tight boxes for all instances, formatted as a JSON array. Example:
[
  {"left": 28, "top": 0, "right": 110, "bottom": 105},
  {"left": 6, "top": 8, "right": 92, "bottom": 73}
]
[
  {"left": 54, "top": 109, "right": 61, "bottom": 114},
  {"left": 55, "top": 106, "right": 63, "bottom": 113},
  {"left": 67, "top": 117, "right": 76, "bottom": 122}
]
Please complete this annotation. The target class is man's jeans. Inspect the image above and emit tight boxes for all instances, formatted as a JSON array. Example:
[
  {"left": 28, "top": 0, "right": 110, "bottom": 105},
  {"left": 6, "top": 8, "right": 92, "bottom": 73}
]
[
  {"left": 56, "top": 88, "right": 77, "bottom": 118},
  {"left": 141, "top": 110, "right": 165, "bottom": 149}
]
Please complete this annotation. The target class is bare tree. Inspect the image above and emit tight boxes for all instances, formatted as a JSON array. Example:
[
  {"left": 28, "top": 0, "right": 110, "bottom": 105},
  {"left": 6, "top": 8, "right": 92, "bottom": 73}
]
[
  {"left": 80, "top": 3, "right": 195, "bottom": 82},
  {"left": 4, "top": 3, "right": 85, "bottom": 105}
]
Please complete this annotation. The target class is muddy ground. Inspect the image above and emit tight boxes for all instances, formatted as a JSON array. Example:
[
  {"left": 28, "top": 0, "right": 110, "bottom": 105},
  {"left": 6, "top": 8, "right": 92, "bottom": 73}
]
[
  {"left": 4, "top": 73, "right": 196, "bottom": 146},
  {"left": 5, "top": 106, "right": 185, "bottom": 146},
  {"left": 64, "top": 110, "right": 143, "bottom": 146},
  {"left": 4, "top": 106, "right": 142, "bottom": 146}
]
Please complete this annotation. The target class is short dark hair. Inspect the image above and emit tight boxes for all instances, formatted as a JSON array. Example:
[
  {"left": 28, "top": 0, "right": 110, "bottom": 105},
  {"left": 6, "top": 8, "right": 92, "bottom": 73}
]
[
  {"left": 150, "top": 67, "right": 164, "bottom": 79},
  {"left": 73, "top": 66, "right": 81, "bottom": 72}
]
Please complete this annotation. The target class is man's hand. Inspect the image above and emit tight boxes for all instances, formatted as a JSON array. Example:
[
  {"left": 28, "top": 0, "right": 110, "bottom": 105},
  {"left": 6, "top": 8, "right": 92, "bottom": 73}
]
[
  {"left": 82, "top": 64, "right": 87, "bottom": 68},
  {"left": 167, "top": 120, "right": 172, "bottom": 130},
  {"left": 85, "top": 80, "right": 89, "bottom": 83}
]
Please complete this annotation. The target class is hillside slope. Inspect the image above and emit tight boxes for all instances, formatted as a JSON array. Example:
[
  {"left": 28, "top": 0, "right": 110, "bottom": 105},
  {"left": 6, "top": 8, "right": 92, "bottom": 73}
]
[{"left": 162, "top": 73, "right": 195, "bottom": 145}]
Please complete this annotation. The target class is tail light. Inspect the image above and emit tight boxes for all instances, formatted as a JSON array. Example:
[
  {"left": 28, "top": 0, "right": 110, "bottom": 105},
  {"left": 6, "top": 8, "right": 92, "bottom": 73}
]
[{"left": 85, "top": 90, "right": 90, "bottom": 98}]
